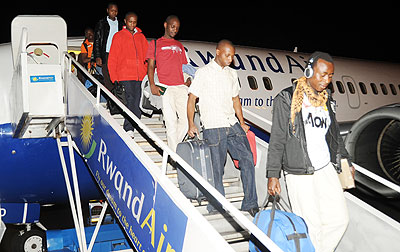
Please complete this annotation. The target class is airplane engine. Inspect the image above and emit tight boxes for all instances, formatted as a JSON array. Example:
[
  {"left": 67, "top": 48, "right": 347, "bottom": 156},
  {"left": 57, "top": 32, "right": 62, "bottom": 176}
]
[{"left": 345, "top": 104, "right": 400, "bottom": 197}]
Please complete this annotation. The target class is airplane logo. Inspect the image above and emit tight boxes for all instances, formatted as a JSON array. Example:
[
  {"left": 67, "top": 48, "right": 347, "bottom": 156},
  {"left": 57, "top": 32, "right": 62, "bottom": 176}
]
[{"left": 80, "top": 114, "right": 97, "bottom": 159}]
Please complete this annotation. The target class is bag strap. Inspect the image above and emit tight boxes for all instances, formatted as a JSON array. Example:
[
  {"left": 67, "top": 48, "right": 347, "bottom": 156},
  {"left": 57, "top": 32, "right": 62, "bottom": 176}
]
[
  {"left": 181, "top": 132, "right": 202, "bottom": 143},
  {"left": 88, "top": 63, "right": 101, "bottom": 75},
  {"left": 253, "top": 195, "right": 281, "bottom": 238},
  {"left": 253, "top": 198, "right": 276, "bottom": 252},
  {"left": 265, "top": 194, "right": 307, "bottom": 252},
  {"left": 266, "top": 195, "right": 278, "bottom": 237},
  {"left": 262, "top": 194, "right": 291, "bottom": 212},
  {"left": 153, "top": 39, "right": 157, "bottom": 65},
  {"left": 284, "top": 213, "right": 306, "bottom": 252}
]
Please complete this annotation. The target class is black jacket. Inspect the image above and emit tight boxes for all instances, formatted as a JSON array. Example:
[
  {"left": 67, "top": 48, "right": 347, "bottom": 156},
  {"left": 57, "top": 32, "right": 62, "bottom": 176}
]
[
  {"left": 93, "top": 16, "right": 124, "bottom": 62},
  {"left": 266, "top": 84, "right": 352, "bottom": 178}
]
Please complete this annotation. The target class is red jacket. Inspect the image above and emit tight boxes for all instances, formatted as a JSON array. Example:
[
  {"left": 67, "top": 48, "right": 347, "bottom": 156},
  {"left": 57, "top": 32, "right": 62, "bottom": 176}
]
[{"left": 108, "top": 27, "right": 149, "bottom": 83}]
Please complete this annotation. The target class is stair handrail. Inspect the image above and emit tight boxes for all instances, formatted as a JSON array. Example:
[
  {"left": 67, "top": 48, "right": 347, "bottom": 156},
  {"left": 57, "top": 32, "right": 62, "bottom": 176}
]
[{"left": 64, "top": 52, "right": 284, "bottom": 252}]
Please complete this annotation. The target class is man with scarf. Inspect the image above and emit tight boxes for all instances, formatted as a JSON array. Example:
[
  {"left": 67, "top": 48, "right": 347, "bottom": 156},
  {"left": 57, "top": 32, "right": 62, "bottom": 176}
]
[{"left": 266, "top": 51, "right": 355, "bottom": 252}]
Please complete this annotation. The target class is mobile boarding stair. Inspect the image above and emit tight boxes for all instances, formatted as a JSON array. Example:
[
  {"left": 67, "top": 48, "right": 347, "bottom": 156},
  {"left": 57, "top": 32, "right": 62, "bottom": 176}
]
[
  {"left": 10, "top": 16, "right": 66, "bottom": 139},
  {"left": 61, "top": 48, "right": 280, "bottom": 252},
  {"left": 10, "top": 15, "right": 400, "bottom": 252}
]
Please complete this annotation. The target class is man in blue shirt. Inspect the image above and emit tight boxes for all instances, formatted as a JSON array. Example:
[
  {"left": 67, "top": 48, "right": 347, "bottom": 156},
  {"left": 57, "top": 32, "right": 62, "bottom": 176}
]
[{"left": 93, "top": 2, "right": 123, "bottom": 91}]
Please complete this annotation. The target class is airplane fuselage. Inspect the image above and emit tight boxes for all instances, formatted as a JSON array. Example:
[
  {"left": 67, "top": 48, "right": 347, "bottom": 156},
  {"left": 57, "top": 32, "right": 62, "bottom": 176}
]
[
  {"left": 1, "top": 38, "right": 399, "bottom": 206},
  {"left": 183, "top": 41, "right": 400, "bottom": 132}
]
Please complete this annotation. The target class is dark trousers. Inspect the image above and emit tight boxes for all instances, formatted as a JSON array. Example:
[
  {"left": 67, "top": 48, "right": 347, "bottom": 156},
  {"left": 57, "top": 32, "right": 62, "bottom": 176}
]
[
  {"left": 102, "top": 53, "right": 113, "bottom": 91},
  {"left": 120, "top": 80, "right": 142, "bottom": 132},
  {"left": 203, "top": 123, "right": 258, "bottom": 212}
]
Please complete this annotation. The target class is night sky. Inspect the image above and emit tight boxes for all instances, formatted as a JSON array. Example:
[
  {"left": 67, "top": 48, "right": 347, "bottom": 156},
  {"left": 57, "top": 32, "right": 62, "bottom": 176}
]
[{"left": 2, "top": 2, "right": 399, "bottom": 63}]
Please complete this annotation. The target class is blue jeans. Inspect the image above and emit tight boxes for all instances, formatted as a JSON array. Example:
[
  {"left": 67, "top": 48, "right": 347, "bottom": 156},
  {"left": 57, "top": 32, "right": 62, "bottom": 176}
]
[{"left": 203, "top": 123, "right": 258, "bottom": 212}]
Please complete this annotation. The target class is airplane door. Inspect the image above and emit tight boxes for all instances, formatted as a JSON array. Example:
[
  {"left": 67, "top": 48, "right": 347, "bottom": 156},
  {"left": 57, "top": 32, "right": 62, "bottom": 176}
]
[{"left": 342, "top": 76, "right": 360, "bottom": 109}]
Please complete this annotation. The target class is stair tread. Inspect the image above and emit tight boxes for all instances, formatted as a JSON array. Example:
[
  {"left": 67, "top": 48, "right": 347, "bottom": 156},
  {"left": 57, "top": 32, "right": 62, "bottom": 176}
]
[{"left": 111, "top": 111, "right": 252, "bottom": 251}]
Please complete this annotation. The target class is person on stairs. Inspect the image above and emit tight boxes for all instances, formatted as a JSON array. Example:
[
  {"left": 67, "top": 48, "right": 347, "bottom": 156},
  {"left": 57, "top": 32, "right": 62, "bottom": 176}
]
[
  {"left": 93, "top": 2, "right": 124, "bottom": 91},
  {"left": 108, "top": 12, "right": 148, "bottom": 137},
  {"left": 146, "top": 15, "right": 191, "bottom": 152},
  {"left": 187, "top": 40, "right": 259, "bottom": 217},
  {"left": 266, "top": 51, "right": 354, "bottom": 252}
]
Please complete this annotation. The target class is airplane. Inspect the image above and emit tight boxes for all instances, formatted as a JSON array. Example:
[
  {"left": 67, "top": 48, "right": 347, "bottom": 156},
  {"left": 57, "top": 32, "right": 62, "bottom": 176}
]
[
  {"left": 182, "top": 39, "right": 400, "bottom": 197},
  {"left": 0, "top": 15, "right": 399, "bottom": 252}
]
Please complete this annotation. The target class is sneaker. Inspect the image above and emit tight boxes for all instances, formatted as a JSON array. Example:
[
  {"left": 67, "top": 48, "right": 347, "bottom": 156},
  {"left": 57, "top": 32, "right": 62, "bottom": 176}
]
[{"left": 127, "top": 130, "right": 135, "bottom": 138}]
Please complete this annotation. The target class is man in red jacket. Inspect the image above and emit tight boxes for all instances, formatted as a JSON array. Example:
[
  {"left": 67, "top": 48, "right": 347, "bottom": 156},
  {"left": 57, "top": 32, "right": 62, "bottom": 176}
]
[{"left": 108, "top": 12, "right": 149, "bottom": 136}]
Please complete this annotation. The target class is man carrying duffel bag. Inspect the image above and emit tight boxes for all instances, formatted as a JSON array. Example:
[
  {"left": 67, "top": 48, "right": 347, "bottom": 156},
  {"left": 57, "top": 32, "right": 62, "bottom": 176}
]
[
  {"left": 266, "top": 52, "right": 351, "bottom": 252},
  {"left": 249, "top": 194, "right": 315, "bottom": 252}
]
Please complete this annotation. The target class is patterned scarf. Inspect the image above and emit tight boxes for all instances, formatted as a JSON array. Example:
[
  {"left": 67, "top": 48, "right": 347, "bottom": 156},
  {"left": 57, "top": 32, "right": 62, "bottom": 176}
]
[{"left": 290, "top": 76, "right": 328, "bottom": 133}]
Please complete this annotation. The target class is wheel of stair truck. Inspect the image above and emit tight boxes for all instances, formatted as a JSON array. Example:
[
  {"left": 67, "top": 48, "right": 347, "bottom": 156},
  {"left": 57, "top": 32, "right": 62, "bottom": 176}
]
[{"left": 12, "top": 229, "right": 46, "bottom": 252}]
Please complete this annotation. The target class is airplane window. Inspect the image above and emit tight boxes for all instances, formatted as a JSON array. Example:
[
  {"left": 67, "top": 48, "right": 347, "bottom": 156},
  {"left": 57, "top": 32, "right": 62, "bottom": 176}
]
[
  {"left": 359, "top": 82, "right": 367, "bottom": 94},
  {"left": 247, "top": 76, "right": 258, "bottom": 90},
  {"left": 370, "top": 83, "right": 378, "bottom": 95},
  {"left": 263, "top": 77, "right": 273, "bottom": 90},
  {"left": 336, "top": 81, "right": 345, "bottom": 94},
  {"left": 347, "top": 82, "right": 355, "bottom": 94},
  {"left": 389, "top": 84, "right": 397, "bottom": 95},
  {"left": 380, "top": 83, "right": 388, "bottom": 95}
]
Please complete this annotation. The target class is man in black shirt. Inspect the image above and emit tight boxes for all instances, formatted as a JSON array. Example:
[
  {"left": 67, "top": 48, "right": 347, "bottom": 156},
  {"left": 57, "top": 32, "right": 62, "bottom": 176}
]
[{"left": 93, "top": 2, "right": 123, "bottom": 91}]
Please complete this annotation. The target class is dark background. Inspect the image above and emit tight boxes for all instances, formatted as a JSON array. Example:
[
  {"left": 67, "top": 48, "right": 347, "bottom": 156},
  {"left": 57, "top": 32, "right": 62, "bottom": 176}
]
[
  {"left": 2, "top": 2, "right": 399, "bottom": 63},
  {"left": 2, "top": 0, "right": 400, "bottom": 239}
]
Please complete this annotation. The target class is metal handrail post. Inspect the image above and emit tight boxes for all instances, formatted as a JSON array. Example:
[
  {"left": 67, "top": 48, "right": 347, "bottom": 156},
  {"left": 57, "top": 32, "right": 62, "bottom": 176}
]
[
  {"left": 67, "top": 133, "right": 88, "bottom": 252},
  {"left": 56, "top": 137, "right": 85, "bottom": 251},
  {"left": 64, "top": 52, "right": 283, "bottom": 252},
  {"left": 87, "top": 202, "right": 109, "bottom": 252}
]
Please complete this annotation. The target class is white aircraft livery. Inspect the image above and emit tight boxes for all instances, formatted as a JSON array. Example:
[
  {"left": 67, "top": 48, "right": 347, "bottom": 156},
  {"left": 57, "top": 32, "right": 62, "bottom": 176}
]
[
  {"left": 184, "top": 40, "right": 400, "bottom": 187},
  {"left": 0, "top": 15, "right": 399, "bottom": 252}
]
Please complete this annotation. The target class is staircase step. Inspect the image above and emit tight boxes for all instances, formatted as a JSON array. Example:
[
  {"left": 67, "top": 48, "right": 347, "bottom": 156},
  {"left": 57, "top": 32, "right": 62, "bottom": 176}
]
[
  {"left": 135, "top": 134, "right": 167, "bottom": 143},
  {"left": 110, "top": 112, "right": 253, "bottom": 251},
  {"left": 221, "top": 230, "right": 250, "bottom": 243},
  {"left": 230, "top": 240, "right": 249, "bottom": 251}
]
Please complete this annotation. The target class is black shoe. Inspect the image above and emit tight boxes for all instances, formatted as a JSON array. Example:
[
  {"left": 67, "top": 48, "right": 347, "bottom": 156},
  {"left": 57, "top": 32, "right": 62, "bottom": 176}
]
[
  {"left": 247, "top": 207, "right": 260, "bottom": 217},
  {"left": 207, "top": 208, "right": 219, "bottom": 215},
  {"left": 207, "top": 206, "right": 226, "bottom": 215}
]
